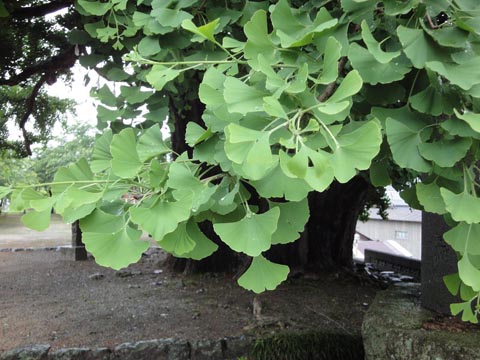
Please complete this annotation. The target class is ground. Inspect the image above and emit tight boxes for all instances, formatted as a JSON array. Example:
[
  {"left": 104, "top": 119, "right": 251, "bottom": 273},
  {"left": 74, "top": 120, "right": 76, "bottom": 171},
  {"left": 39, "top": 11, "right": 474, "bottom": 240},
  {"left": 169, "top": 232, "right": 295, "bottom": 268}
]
[{"left": 0, "top": 213, "right": 377, "bottom": 352}]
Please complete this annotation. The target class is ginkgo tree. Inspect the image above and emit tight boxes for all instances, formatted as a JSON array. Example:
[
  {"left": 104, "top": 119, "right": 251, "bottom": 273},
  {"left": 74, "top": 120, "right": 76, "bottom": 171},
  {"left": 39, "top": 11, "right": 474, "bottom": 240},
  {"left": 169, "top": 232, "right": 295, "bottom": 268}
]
[{"left": 2, "top": 0, "right": 480, "bottom": 322}]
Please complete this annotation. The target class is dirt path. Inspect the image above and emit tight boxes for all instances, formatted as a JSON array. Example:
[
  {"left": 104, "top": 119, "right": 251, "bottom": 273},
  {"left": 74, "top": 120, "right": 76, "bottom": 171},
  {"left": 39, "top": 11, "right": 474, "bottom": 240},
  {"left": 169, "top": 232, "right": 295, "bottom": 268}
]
[
  {"left": 0, "top": 213, "right": 70, "bottom": 249},
  {"left": 0, "top": 249, "right": 377, "bottom": 352}
]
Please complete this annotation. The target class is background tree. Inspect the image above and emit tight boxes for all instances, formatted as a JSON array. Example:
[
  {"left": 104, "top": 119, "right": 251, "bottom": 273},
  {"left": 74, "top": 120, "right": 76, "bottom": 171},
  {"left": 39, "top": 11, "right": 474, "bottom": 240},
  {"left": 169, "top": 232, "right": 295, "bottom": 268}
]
[
  {"left": 2, "top": 0, "right": 480, "bottom": 322},
  {"left": 0, "top": 0, "right": 79, "bottom": 155}
]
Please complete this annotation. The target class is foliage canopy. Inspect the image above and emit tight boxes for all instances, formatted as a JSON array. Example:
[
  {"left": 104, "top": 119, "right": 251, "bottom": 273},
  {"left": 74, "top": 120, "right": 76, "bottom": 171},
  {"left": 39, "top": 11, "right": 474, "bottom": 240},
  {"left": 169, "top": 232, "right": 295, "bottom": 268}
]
[{"left": 2, "top": 0, "right": 480, "bottom": 322}]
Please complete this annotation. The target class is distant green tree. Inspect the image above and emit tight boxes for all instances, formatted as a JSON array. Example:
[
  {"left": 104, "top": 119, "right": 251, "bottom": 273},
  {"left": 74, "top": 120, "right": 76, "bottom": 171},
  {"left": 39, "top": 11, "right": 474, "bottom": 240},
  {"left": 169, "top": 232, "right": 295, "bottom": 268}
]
[{"left": 32, "top": 121, "right": 96, "bottom": 183}]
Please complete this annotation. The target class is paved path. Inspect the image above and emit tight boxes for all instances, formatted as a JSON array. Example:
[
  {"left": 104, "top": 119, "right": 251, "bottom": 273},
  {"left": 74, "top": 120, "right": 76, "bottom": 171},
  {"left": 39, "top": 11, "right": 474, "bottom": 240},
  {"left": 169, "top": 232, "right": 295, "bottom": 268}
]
[{"left": 0, "top": 213, "right": 70, "bottom": 249}]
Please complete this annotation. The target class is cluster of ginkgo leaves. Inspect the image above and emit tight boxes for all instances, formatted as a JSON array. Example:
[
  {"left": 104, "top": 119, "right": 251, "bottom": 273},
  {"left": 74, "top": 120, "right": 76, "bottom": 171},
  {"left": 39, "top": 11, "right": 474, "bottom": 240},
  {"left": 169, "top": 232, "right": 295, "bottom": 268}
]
[{"left": 1, "top": 0, "right": 480, "bottom": 322}]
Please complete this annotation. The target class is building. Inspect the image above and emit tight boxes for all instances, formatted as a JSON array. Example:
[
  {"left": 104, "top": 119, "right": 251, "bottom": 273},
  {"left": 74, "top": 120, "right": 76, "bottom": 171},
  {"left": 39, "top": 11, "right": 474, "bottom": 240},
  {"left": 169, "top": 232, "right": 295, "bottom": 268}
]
[{"left": 354, "top": 188, "right": 422, "bottom": 261}]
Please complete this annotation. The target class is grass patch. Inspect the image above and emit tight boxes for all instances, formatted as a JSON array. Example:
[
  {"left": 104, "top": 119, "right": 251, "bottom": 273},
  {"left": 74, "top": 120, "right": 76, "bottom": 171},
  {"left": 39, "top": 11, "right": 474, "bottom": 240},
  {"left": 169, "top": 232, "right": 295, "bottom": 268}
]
[{"left": 250, "top": 331, "right": 364, "bottom": 360}]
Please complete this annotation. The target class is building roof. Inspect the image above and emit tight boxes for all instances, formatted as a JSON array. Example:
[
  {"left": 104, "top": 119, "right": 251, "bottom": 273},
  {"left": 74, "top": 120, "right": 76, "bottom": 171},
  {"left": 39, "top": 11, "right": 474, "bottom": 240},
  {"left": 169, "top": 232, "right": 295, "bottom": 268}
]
[{"left": 367, "top": 205, "right": 422, "bottom": 223}]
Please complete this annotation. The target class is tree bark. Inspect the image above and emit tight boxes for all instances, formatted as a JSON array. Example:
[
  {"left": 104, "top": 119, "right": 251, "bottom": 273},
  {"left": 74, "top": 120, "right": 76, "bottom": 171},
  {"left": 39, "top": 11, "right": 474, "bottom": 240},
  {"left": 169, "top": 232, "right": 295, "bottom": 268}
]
[{"left": 265, "top": 177, "right": 374, "bottom": 272}]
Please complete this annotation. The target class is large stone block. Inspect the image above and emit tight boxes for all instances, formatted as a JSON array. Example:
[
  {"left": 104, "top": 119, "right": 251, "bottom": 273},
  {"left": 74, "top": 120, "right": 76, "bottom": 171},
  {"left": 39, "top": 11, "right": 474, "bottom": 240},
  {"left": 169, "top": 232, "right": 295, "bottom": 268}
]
[{"left": 363, "top": 283, "right": 480, "bottom": 360}]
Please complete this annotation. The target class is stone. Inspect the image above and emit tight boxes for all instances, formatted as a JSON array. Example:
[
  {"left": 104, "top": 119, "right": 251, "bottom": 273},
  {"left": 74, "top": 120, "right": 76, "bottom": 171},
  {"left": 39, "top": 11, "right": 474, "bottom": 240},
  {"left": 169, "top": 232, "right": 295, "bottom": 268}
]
[
  {"left": 113, "top": 339, "right": 189, "bottom": 360},
  {"left": 88, "top": 273, "right": 105, "bottom": 280},
  {"left": 115, "top": 270, "right": 142, "bottom": 278},
  {"left": 190, "top": 339, "right": 224, "bottom": 360},
  {"left": 362, "top": 283, "right": 480, "bottom": 360},
  {"left": 48, "top": 347, "right": 111, "bottom": 360},
  {"left": 0, "top": 344, "right": 50, "bottom": 360},
  {"left": 223, "top": 336, "right": 253, "bottom": 360}
]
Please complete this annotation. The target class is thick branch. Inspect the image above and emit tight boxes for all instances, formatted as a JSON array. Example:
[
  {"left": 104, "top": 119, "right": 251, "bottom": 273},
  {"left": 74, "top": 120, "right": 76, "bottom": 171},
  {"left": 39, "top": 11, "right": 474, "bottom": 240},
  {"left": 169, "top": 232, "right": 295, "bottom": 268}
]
[
  {"left": 9, "top": 0, "right": 73, "bottom": 19},
  {"left": 0, "top": 46, "right": 77, "bottom": 86},
  {"left": 20, "top": 75, "right": 47, "bottom": 155},
  {"left": 317, "top": 56, "right": 348, "bottom": 102}
]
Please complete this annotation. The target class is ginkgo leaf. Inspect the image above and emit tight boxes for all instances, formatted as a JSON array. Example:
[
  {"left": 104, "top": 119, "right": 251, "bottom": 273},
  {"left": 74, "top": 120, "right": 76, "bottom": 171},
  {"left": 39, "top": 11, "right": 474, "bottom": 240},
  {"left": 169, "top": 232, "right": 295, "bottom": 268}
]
[
  {"left": 440, "top": 188, "right": 480, "bottom": 224},
  {"left": 83, "top": 226, "right": 149, "bottom": 270},
  {"left": 416, "top": 182, "right": 446, "bottom": 215},
  {"left": 181, "top": 18, "right": 219, "bottom": 43},
  {"left": 444, "top": 223, "right": 480, "bottom": 256},
  {"left": 270, "top": 199, "right": 309, "bottom": 245},
  {"left": 360, "top": 20, "right": 400, "bottom": 63},
  {"left": 110, "top": 128, "right": 142, "bottom": 178},
  {"left": 129, "top": 195, "right": 192, "bottom": 241},
  {"left": 80, "top": 209, "right": 124, "bottom": 233},
  {"left": 158, "top": 221, "right": 196, "bottom": 255},
  {"left": 223, "top": 77, "right": 268, "bottom": 115},
  {"left": 237, "top": 255, "right": 289, "bottom": 293},
  {"left": 213, "top": 207, "right": 280, "bottom": 257},
  {"left": 175, "top": 221, "right": 219, "bottom": 260},
  {"left": 454, "top": 109, "right": 480, "bottom": 133},
  {"left": 137, "top": 125, "right": 169, "bottom": 162},
  {"left": 91, "top": 130, "right": 113, "bottom": 173},
  {"left": 251, "top": 165, "right": 312, "bottom": 202},
  {"left": 451, "top": 301, "right": 479, "bottom": 323},
  {"left": 21, "top": 210, "right": 51, "bottom": 231},
  {"left": 52, "top": 158, "right": 94, "bottom": 195},
  {"left": 418, "top": 137, "right": 471, "bottom": 167},
  {"left": 458, "top": 255, "right": 480, "bottom": 292},
  {"left": 330, "top": 121, "right": 382, "bottom": 183}
]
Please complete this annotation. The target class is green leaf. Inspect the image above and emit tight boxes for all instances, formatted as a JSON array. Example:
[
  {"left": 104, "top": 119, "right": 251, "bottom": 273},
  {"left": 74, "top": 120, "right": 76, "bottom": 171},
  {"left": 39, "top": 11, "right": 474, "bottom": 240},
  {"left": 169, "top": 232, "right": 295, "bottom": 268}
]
[
  {"left": 327, "top": 70, "right": 363, "bottom": 103},
  {"left": 317, "top": 37, "right": 342, "bottom": 84},
  {"left": 426, "top": 57, "right": 480, "bottom": 91},
  {"left": 83, "top": 225, "right": 149, "bottom": 270},
  {"left": 418, "top": 137, "right": 471, "bottom": 167},
  {"left": 80, "top": 209, "right": 124, "bottom": 233},
  {"left": 146, "top": 65, "right": 182, "bottom": 91},
  {"left": 416, "top": 182, "right": 446, "bottom": 215},
  {"left": 348, "top": 43, "right": 410, "bottom": 85},
  {"left": 444, "top": 223, "right": 480, "bottom": 256},
  {"left": 150, "top": 8, "right": 192, "bottom": 28},
  {"left": 263, "top": 96, "right": 288, "bottom": 119},
  {"left": 237, "top": 255, "right": 289, "bottom": 293},
  {"left": 458, "top": 255, "right": 480, "bottom": 292},
  {"left": 52, "top": 158, "right": 94, "bottom": 195},
  {"left": 129, "top": 195, "right": 192, "bottom": 241},
  {"left": 213, "top": 207, "right": 280, "bottom": 257},
  {"left": 243, "top": 10, "right": 275, "bottom": 68},
  {"left": 120, "top": 86, "right": 154, "bottom": 104},
  {"left": 397, "top": 26, "right": 449, "bottom": 68},
  {"left": 77, "top": 0, "right": 112, "bottom": 16},
  {"left": 185, "top": 122, "right": 213, "bottom": 146},
  {"left": 21, "top": 210, "right": 51, "bottom": 231},
  {"left": 97, "top": 105, "right": 124, "bottom": 123},
  {"left": 224, "top": 124, "right": 277, "bottom": 180},
  {"left": 158, "top": 221, "right": 195, "bottom": 255},
  {"left": 174, "top": 221, "right": 218, "bottom": 260},
  {"left": 110, "top": 128, "right": 142, "bottom": 178},
  {"left": 450, "top": 301, "right": 478, "bottom": 323},
  {"left": 304, "top": 148, "right": 335, "bottom": 192},
  {"left": 454, "top": 109, "right": 480, "bottom": 133},
  {"left": 440, "top": 189, "right": 480, "bottom": 224},
  {"left": 251, "top": 165, "right": 312, "bottom": 202},
  {"left": 137, "top": 125, "right": 169, "bottom": 162},
  {"left": 137, "top": 36, "right": 161, "bottom": 57},
  {"left": 0, "top": 186, "right": 12, "bottom": 200},
  {"left": 91, "top": 130, "right": 113, "bottom": 173},
  {"left": 0, "top": 0, "right": 9, "bottom": 17},
  {"left": 223, "top": 77, "right": 268, "bottom": 115},
  {"left": 385, "top": 117, "right": 431, "bottom": 172},
  {"left": 443, "top": 273, "right": 461, "bottom": 296},
  {"left": 270, "top": 200, "right": 309, "bottom": 245},
  {"left": 360, "top": 20, "right": 400, "bottom": 63},
  {"left": 181, "top": 18, "right": 220, "bottom": 43},
  {"left": 410, "top": 85, "right": 452, "bottom": 116},
  {"left": 331, "top": 121, "right": 382, "bottom": 183}
]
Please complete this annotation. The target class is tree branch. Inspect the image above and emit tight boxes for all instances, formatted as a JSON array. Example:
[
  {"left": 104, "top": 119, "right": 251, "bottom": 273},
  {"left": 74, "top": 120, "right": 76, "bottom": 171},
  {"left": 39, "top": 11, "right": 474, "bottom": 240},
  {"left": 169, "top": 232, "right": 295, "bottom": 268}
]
[
  {"left": 0, "top": 46, "right": 77, "bottom": 86},
  {"left": 317, "top": 56, "right": 348, "bottom": 102},
  {"left": 9, "top": 0, "right": 73, "bottom": 19},
  {"left": 20, "top": 75, "right": 47, "bottom": 156}
]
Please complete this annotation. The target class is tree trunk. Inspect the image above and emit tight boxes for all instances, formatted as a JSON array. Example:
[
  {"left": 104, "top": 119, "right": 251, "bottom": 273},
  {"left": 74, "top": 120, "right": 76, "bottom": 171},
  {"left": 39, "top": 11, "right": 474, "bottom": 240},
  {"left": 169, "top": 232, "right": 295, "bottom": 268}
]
[
  {"left": 266, "top": 177, "right": 374, "bottom": 272},
  {"left": 166, "top": 81, "right": 375, "bottom": 275}
]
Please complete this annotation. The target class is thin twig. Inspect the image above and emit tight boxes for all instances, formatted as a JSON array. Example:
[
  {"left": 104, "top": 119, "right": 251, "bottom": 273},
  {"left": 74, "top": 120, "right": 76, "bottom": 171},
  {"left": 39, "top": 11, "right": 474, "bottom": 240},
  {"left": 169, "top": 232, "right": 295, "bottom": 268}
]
[{"left": 317, "top": 57, "right": 348, "bottom": 102}]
